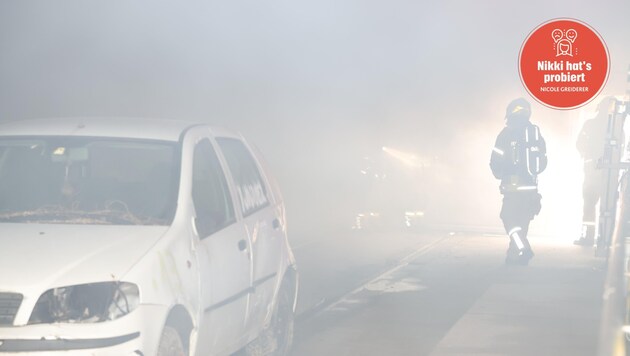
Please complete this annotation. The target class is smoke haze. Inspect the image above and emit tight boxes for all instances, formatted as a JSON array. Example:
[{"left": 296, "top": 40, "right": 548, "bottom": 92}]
[{"left": 1, "top": 0, "right": 629, "bottom": 237}]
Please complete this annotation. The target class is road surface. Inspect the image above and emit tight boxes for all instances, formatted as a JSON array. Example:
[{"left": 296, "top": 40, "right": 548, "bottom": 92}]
[{"left": 289, "top": 229, "right": 604, "bottom": 356}]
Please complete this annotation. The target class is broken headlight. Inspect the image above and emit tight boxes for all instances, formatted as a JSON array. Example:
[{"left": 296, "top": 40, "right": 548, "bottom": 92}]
[{"left": 28, "top": 282, "right": 139, "bottom": 324}]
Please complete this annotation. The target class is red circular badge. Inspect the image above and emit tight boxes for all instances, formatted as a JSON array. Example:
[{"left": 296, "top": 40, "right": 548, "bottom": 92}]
[{"left": 519, "top": 18, "right": 609, "bottom": 110}]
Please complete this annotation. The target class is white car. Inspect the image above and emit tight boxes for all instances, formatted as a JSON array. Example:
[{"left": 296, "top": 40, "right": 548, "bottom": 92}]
[{"left": 0, "top": 118, "right": 298, "bottom": 356}]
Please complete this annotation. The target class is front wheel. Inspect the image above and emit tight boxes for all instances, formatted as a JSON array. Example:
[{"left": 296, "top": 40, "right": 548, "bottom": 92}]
[
  {"left": 157, "top": 326, "right": 186, "bottom": 356},
  {"left": 245, "top": 283, "right": 295, "bottom": 356}
]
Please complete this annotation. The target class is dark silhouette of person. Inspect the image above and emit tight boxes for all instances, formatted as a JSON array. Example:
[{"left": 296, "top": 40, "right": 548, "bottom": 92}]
[
  {"left": 574, "top": 96, "right": 616, "bottom": 246},
  {"left": 490, "top": 98, "right": 547, "bottom": 265}
]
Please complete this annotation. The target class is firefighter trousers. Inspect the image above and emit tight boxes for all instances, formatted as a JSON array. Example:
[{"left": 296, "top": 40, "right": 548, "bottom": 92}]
[
  {"left": 581, "top": 163, "right": 604, "bottom": 237},
  {"left": 500, "top": 191, "right": 542, "bottom": 257}
]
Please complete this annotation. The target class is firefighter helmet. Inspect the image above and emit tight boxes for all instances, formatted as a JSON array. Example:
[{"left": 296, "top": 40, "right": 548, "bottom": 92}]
[
  {"left": 505, "top": 97, "right": 531, "bottom": 120},
  {"left": 596, "top": 96, "right": 616, "bottom": 115}
]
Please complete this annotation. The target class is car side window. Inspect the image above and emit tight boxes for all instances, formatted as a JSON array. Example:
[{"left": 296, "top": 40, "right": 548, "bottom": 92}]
[
  {"left": 192, "top": 139, "right": 235, "bottom": 238},
  {"left": 216, "top": 138, "right": 269, "bottom": 217}
]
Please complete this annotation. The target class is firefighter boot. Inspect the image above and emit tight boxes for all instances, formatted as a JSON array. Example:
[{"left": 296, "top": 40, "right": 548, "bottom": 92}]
[
  {"left": 574, "top": 224, "right": 595, "bottom": 246},
  {"left": 505, "top": 241, "right": 520, "bottom": 265},
  {"left": 505, "top": 230, "right": 534, "bottom": 266}
]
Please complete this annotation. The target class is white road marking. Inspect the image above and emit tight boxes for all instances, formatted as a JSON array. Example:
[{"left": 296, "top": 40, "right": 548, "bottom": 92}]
[
  {"left": 364, "top": 277, "right": 427, "bottom": 293},
  {"left": 321, "top": 236, "right": 449, "bottom": 314}
]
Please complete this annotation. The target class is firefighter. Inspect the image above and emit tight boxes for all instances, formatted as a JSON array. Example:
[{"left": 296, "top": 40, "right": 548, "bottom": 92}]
[
  {"left": 574, "top": 96, "right": 615, "bottom": 246},
  {"left": 490, "top": 98, "right": 547, "bottom": 265}
]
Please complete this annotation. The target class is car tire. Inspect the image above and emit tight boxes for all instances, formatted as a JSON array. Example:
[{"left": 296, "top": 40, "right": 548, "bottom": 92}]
[
  {"left": 157, "top": 325, "right": 186, "bottom": 356},
  {"left": 245, "top": 282, "right": 295, "bottom": 356}
]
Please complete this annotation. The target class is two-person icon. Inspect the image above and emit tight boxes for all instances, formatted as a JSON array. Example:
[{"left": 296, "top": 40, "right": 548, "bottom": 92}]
[{"left": 552, "top": 28, "right": 577, "bottom": 57}]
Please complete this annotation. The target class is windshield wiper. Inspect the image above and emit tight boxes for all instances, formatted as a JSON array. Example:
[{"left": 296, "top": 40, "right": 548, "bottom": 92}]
[{"left": 0, "top": 207, "right": 156, "bottom": 225}]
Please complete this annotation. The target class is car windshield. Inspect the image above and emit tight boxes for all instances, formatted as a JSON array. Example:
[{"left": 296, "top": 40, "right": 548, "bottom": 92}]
[{"left": 0, "top": 136, "right": 179, "bottom": 225}]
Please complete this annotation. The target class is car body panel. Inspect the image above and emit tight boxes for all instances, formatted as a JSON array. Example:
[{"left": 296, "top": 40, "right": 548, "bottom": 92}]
[
  {"left": 0, "top": 304, "right": 167, "bottom": 356},
  {"left": 0, "top": 224, "right": 167, "bottom": 327}
]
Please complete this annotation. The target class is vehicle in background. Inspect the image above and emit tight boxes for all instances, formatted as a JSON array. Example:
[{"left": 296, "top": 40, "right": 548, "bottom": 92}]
[
  {"left": 0, "top": 118, "right": 298, "bottom": 356},
  {"left": 352, "top": 146, "right": 430, "bottom": 231}
]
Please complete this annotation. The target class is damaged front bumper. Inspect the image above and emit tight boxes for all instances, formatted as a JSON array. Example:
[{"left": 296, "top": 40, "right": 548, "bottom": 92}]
[{"left": 0, "top": 304, "right": 167, "bottom": 356}]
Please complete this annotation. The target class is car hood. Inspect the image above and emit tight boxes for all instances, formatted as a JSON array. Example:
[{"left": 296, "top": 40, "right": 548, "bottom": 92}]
[{"left": 0, "top": 223, "right": 169, "bottom": 292}]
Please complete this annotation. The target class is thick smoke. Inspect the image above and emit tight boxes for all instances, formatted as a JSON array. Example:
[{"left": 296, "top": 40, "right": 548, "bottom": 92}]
[{"left": 0, "top": 0, "right": 628, "bottom": 237}]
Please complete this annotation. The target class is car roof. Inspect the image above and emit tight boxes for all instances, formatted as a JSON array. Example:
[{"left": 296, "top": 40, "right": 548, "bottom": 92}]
[{"left": 0, "top": 117, "right": 239, "bottom": 142}]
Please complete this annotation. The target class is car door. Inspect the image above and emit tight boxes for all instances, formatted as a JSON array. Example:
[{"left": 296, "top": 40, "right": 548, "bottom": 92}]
[
  {"left": 216, "top": 137, "right": 282, "bottom": 330},
  {"left": 189, "top": 136, "right": 252, "bottom": 354}
]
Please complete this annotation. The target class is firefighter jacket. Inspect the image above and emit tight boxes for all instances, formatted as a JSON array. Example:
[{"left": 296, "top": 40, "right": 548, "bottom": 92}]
[
  {"left": 490, "top": 116, "right": 548, "bottom": 193},
  {"left": 576, "top": 115, "right": 607, "bottom": 162}
]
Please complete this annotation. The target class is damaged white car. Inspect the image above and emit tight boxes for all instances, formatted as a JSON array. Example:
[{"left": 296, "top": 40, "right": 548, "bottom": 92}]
[{"left": 0, "top": 118, "right": 298, "bottom": 356}]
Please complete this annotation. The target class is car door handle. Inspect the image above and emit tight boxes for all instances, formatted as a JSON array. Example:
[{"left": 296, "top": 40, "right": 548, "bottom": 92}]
[{"left": 238, "top": 239, "right": 248, "bottom": 251}]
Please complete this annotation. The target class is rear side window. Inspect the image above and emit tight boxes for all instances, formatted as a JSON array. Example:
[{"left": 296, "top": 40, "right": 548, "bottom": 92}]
[
  {"left": 192, "top": 139, "right": 235, "bottom": 237},
  {"left": 216, "top": 138, "right": 269, "bottom": 217}
]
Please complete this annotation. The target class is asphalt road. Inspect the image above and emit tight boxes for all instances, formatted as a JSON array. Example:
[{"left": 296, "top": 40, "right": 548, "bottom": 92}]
[{"left": 289, "top": 229, "right": 604, "bottom": 356}]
